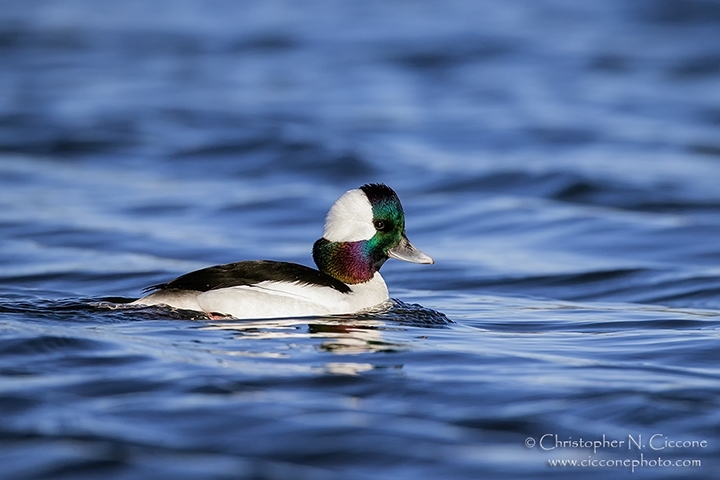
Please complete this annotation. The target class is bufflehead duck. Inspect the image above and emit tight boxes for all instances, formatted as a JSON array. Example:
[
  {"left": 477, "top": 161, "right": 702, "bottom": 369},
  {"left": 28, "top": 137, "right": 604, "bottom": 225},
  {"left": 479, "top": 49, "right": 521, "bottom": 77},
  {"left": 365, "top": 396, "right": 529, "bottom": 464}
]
[{"left": 132, "top": 183, "right": 433, "bottom": 319}]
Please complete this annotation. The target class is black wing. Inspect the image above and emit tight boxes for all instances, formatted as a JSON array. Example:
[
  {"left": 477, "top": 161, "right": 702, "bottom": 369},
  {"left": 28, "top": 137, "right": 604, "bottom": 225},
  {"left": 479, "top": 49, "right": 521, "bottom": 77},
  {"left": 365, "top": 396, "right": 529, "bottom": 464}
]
[{"left": 144, "top": 260, "right": 351, "bottom": 294}]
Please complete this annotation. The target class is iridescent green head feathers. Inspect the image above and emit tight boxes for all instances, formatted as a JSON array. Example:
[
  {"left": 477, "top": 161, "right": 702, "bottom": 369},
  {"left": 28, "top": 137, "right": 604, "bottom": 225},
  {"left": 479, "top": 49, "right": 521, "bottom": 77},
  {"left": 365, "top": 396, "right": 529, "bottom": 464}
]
[{"left": 312, "top": 183, "right": 433, "bottom": 284}]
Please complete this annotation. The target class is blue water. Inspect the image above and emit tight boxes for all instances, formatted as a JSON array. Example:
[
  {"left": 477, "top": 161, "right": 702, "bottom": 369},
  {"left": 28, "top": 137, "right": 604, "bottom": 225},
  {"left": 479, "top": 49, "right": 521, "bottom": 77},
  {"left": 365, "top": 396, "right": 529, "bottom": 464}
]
[{"left": 2, "top": 1, "right": 720, "bottom": 479}]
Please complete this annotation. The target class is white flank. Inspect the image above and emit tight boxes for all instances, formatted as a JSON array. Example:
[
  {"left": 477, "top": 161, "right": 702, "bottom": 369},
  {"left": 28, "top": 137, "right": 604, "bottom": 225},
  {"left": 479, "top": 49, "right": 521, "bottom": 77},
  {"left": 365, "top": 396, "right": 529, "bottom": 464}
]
[
  {"left": 322, "top": 189, "right": 375, "bottom": 242},
  {"left": 131, "top": 273, "right": 390, "bottom": 319}
]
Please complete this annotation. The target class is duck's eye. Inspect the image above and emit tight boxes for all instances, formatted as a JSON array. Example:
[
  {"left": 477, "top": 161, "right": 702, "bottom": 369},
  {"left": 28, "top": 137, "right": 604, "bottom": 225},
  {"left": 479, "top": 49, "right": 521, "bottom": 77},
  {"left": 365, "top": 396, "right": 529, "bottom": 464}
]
[{"left": 374, "top": 220, "right": 389, "bottom": 232}]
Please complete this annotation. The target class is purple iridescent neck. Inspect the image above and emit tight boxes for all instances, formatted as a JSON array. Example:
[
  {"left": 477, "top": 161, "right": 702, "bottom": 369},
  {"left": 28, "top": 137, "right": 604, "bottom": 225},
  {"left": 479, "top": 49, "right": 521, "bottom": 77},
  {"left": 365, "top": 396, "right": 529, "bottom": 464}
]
[{"left": 312, "top": 238, "right": 387, "bottom": 284}]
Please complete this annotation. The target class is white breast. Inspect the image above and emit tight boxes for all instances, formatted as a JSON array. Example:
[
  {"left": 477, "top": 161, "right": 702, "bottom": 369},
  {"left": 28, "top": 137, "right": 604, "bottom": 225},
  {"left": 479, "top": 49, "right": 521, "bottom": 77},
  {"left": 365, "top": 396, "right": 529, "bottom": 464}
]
[{"left": 131, "top": 272, "right": 390, "bottom": 319}]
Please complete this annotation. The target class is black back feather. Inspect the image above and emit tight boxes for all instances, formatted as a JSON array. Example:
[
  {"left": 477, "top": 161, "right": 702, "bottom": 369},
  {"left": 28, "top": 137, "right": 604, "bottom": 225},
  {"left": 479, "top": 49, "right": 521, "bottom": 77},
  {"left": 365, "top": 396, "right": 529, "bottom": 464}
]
[{"left": 144, "top": 260, "right": 351, "bottom": 294}]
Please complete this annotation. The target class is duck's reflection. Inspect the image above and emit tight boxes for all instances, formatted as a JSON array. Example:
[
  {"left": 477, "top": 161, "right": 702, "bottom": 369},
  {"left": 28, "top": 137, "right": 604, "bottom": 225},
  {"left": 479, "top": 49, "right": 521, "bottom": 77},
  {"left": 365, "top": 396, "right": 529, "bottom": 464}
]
[
  {"left": 134, "top": 300, "right": 448, "bottom": 374},
  {"left": 200, "top": 317, "right": 407, "bottom": 357}
]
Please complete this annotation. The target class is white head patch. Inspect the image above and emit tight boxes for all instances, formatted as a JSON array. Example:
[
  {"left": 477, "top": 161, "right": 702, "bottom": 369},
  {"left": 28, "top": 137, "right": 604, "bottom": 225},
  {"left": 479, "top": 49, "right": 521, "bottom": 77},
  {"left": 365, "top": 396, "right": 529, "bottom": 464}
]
[{"left": 322, "top": 188, "right": 375, "bottom": 242}]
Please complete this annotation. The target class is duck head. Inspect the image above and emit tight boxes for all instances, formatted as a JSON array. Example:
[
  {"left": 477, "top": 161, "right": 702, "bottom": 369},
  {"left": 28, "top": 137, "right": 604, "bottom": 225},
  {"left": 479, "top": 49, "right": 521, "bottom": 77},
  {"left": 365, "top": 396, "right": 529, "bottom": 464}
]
[{"left": 312, "top": 183, "right": 433, "bottom": 284}]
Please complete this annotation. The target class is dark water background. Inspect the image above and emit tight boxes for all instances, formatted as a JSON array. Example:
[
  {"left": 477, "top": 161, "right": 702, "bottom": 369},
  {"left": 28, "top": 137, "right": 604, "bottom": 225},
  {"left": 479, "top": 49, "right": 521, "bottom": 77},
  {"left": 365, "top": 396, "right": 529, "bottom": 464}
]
[{"left": 2, "top": 1, "right": 720, "bottom": 478}]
